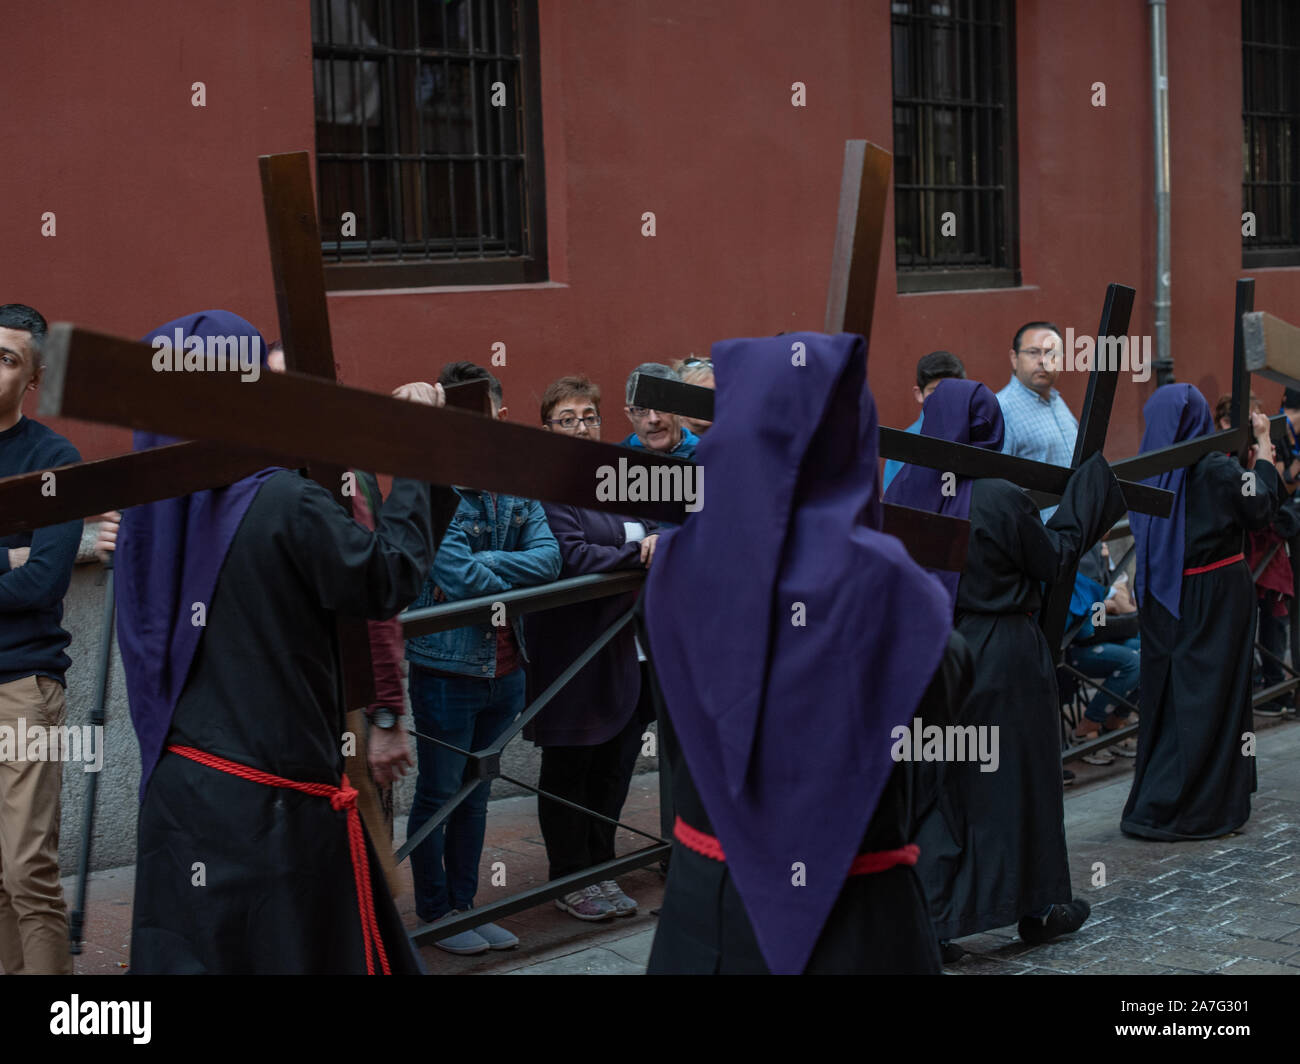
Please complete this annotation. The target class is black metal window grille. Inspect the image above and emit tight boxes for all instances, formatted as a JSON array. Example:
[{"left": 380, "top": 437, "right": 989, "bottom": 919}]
[
  {"left": 1243, "top": 0, "right": 1300, "bottom": 267},
  {"left": 311, "top": 0, "right": 547, "bottom": 289},
  {"left": 891, "top": 0, "right": 1019, "bottom": 292}
]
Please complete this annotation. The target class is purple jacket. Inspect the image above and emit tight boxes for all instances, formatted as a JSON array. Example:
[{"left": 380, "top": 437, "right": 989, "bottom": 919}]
[{"left": 522, "top": 505, "right": 648, "bottom": 746}]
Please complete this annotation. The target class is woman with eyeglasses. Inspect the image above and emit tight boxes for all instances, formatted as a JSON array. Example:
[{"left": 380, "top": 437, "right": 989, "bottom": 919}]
[{"left": 521, "top": 376, "right": 660, "bottom": 922}]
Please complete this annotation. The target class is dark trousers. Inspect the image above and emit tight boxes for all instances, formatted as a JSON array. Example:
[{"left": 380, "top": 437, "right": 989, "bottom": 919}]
[
  {"left": 407, "top": 666, "right": 525, "bottom": 921},
  {"left": 537, "top": 713, "right": 643, "bottom": 880},
  {"left": 1256, "top": 596, "right": 1291, "bottom": 703}
]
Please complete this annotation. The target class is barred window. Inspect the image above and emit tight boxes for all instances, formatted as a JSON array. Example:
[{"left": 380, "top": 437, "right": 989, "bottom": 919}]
[
  {"left": 1243, "top": 0, "right": 1300, "bottom": 267},
  {"left": 891, "top": 0, "right": 1019, "bottom": 292},
  {"left": 312, "top": 0, "right": 547, "bottom": 289}
]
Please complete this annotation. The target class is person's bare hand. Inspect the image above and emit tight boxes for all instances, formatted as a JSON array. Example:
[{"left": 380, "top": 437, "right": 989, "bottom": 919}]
[
  {"left": 367, "top": 717, "right": 414, "bottom": 787},
  {"left": 392, "top": 382, "right": 445, "bottom": 408},
  {"left": 1105, "top": 584, "right": 1134, "bottom": 614},
  {"left": 640, "top": 533, "right": 660, "bottom": 567},
  {"left": 91, "top": 511, "right": 121, "bottom": 563},
  {"left": 7, "top": 547, "right": 29, "bottom": 569},
  {"left": 1251, "top": 410, "right": 1271, "bottom": 440}
]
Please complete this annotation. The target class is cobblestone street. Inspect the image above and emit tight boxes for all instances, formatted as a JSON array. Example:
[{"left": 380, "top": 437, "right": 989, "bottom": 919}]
[
  {"left": 947, "top": 717, "right": 1300, "bottom": 975},
  {"left": 503, "top": 718, "right": 1300, "bottom": 975}
]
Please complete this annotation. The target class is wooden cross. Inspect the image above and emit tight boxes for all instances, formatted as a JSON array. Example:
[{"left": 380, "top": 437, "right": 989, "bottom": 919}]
[
  {"left": 12, "top": 151, "right": 725, "bottom": 893},
  {"left": 1101, "top": 279, "right": 1260, "bottom": 485}
]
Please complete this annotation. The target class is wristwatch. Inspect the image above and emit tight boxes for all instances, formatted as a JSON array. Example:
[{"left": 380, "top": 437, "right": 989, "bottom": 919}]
[{"left": 367, "top": 707, "right": 399, "bottom": 730}]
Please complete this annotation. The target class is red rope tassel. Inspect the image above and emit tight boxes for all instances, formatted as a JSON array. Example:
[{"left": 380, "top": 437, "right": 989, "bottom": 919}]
[{"left": 167, "top": 744, "right": 390, "bottom": 975}]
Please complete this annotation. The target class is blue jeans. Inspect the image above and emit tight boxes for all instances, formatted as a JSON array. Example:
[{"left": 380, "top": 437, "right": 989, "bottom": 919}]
[
  {"left": 406, "top": 666, "right": 525, "bottom": 921},
  {"left": 1069, "top": 637, "right": 1140, "bottom": 723}
]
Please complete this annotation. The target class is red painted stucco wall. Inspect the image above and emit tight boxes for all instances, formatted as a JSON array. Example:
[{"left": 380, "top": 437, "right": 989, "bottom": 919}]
[{"left": 2, "top": 0, "right": 1292, "bottom": 465}]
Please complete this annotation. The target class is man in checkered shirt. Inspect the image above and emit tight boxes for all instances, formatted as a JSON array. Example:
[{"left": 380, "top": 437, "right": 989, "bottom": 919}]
[{"left": 997, "top": 321, "right": 1078, "bottom": 520}]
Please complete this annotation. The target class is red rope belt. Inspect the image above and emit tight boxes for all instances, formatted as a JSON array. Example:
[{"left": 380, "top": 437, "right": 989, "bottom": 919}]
[
  {"left": 167, "top": 744, "right": 390, "bottom": 975},
  {"left": 1183, "top": 552, "right": 1245, "bottom": 576},
  {"left": 673, "top": 816, "right": 919, "bottom": 876}
]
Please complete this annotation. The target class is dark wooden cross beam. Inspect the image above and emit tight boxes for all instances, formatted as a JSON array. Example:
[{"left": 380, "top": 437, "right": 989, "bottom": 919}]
[
  {"left": 1105, "top": 278, "right": 1260, "bottom": 484},
  {"left": 36, "top": 323, "right": 703, "bottom": 523},
  {"left": 1037, "top": 284, "right": 1133, "bottom": 657},
  {"left": 823, "top": 140, "right": 892, "bottom": 339},
  {"left": 634, "top": 284, "right": 1158, "bottom": 655},
  {"left": 629, "top": 307, "right": 1173, "bottom": 520},
  {"left": 0, "top": 378, "right": 490, "bottom": 539}
]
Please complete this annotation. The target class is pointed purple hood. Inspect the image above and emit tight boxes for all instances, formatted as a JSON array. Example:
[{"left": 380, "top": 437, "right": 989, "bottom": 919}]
[
  {"left": 116, "top": 310, "right": 281, "bottom": 794},
  {"left": 644, "top": 331, "right": 953, "bottom": 974},
  {"left": 883, "top": 379, "right": 1005, "bottom": 605},
  {"left": 1130, "top": 383, "right": 1214, "bottom": 619}
]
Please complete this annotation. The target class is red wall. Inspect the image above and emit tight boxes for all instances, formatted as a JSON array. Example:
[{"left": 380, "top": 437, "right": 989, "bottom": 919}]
[{"left": 2, "top": 0, "right": 1293, "bottom": 465}]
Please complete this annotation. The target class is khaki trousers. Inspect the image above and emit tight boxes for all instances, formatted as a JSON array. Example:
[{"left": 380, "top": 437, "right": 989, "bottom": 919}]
[{"left": 0, "top": 674, "right": 72, "bottom": 974}]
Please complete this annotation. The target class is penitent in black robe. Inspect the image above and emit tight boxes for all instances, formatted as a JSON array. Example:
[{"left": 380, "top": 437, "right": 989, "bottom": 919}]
[
  {"left": 129, "top": 470, "right": 437, "bottom": 974},
  {"left": 645, "top": 631, "right": 972, "bottom": 975},
  {"left": 1121, "top": 456, "right": 1279, "bottom": 841},
  {"left": 916, "top": 453, "right": 1125, "bottom": 941}
]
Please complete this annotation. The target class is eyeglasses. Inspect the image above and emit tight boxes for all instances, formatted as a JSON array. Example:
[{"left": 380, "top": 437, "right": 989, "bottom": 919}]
[
  {"left": 546, "top": 414, "right": 602, "bottom": 430},
  {"left": 626, "top": 406, "right": 658, "bottom": 418},
  {"left": 682, "top": 357, "right": 713, "bottom": 368},
  {"left": 1016, "top": 347, "right": 1060, "bottom": 361}
]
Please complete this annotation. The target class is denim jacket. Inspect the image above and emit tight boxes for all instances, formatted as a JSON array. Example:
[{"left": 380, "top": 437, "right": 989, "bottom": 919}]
[{"left": 405, "top": 489, "right": 561, "bottom": 677}]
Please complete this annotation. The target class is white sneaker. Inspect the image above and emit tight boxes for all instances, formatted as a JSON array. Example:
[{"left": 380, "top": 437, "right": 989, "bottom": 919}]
[
  {"left": 555, "top": 884, "right": 615, "bottom": 921},
  {"left": 600, "top": 879, "right": 638, "bottom": 917}
]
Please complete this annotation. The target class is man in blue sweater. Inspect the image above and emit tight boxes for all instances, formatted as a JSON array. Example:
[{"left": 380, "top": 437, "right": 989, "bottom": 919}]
[{"left": 0, "top": 304, "right": 81, "bottom": 974}]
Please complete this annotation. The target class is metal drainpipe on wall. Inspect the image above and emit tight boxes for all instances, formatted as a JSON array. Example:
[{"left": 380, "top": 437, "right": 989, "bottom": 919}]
[{"left": 1150, "top": 0, "right": 1174, "bottom": 385}]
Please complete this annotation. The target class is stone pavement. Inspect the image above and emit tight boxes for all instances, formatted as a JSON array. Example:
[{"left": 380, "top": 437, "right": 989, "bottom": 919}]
[
  {"left": 946, "top": 715, "right": 1300, "bottom": 975},
  {"left": 505, "top": 716, "right": 1300, "bottom": 975},
  {"left": 40, "top": 717, "right": 1300, "bottom": 976}
]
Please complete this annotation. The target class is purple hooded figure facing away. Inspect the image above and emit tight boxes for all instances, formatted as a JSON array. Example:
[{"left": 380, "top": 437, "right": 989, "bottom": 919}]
[
  {"left": 884, "top": 379, "right": 1005, "bottom": 607},
  {"left": 641, "top": 331, "right": 973, "bottom": 975},
  {"left": 122, "top": 310, "right": 442, "bottom": 974},
  {"left": 1122, "top": 384, "right": 1278, "bottom": 841},
  {"left": 898, "top": 377, "right": 1126, "bottom": 950}
]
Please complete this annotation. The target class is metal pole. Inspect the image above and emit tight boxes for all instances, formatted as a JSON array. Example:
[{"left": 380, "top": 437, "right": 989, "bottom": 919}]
[
  {"left": 1150, "top": 0, "right": 1173, "bottom": 384},
  {"left": 68, "top": 558, "right": 114, "bottom": 954}
]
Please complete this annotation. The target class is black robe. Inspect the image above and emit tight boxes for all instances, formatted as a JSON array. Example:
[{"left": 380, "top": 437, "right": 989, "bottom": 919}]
[
  {"left": 1121, "top": 455, "right": 1279, "bottom": 840},
  {"left": 129, "top": 470, "right": 438, "bottom": 974},
  {"left": 916, "top": 453, "right": 1125, "bottom": 941},
  {"left": 645, "top": 630, "right": 973, "bottom": 975}
]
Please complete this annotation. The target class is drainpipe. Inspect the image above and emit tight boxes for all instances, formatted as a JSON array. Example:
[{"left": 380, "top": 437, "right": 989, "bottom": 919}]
[{"left": 1150, "top": 0, "right": 1173, "bottom": 384}]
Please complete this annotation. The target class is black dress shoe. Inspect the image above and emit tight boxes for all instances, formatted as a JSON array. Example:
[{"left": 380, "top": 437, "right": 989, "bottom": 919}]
[
  {"left": 1018, "top": 899, "right": 1091, "bottom": 945},
  {"left": 939, "top": 940, "right": 968, "bottom": 964}
]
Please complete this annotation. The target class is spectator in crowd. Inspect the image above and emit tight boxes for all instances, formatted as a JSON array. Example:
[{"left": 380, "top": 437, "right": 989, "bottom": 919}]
[
  {"left": 998, "top": 320, "right": 1082, "bottom": 785},
  {"left": 1064, "top": 569, "right": 1140, "bottom": 764},
  {"left": 1215, "top": 393, "right": 1300, "bottom": 717},
  {"left": 998, "top": 322, "right": 1078, "bottom": 525},
  {"left": 524, "top": 376, "right": 659, "bottom": 921},
  {"left": 0, "top": 304, "right": 81, "bottom": 975},
  {"left": 405, "top": 362, "right": 562, "bottom": 955},
  {"left": 882, "top": 350, "right": 966, "bottom": 491},
  {"left": 621, "top": 363, "right": 699, "bottom": 459},
  {"left": 671, "top": 355, "right": 714, "bottom": 436}
]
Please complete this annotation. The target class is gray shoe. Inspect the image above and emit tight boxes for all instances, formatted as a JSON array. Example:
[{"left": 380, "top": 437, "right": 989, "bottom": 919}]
[
  {"left": 432, "top": 910, "right": 490, "bottom": 955},
  {"left": 1112, "top": 737, "right": 1138, "bottom": 758},
  {"left": 473, "top": 921, "right": 519, "bottom": 950},
  {"left": 556, "top": 884, "right": 615, "bottom": 921},
  {"left": 600, "top": 879, "right": 638, "bottom": 917}
]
